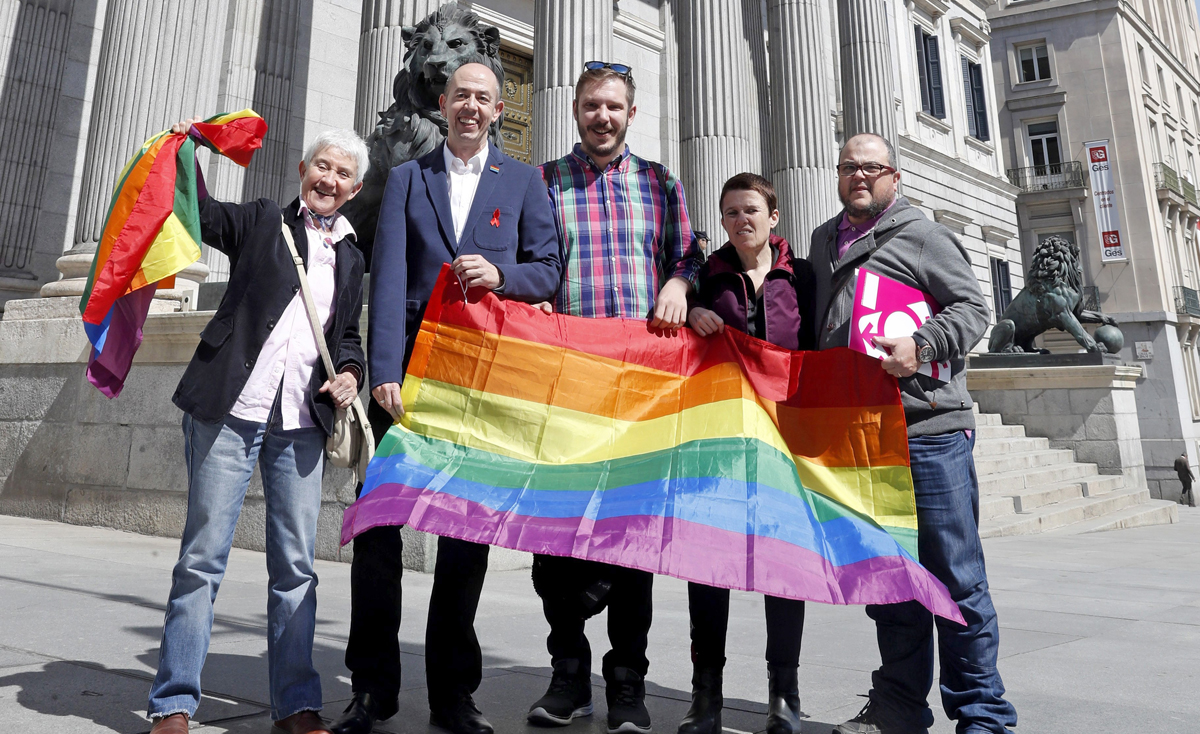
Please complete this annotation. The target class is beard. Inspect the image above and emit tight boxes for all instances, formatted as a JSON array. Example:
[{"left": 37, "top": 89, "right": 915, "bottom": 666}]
[
  {"left": 840, "top": 189, "right": 895, "bottom": 220},
  {"left": 579, "top": 119, "right": 628, "bottom": 159}
]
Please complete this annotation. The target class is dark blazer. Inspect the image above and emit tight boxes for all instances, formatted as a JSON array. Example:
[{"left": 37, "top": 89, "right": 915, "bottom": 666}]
[
  {"left": 172, "top": 196, "right": 366, "bottom": 435},
  {"left": 694, "top": 234, "right": 813, "bottom": 351},
  {"left": 369, "top": 141, "right": 562, "bottom": 388}
]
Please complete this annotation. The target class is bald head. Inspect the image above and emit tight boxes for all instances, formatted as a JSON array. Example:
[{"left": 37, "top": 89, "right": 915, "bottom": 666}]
[
  {"left": 445, "top": 62, "right": 501, "bottom": 99},
  {"left": 841, "top": 133, "right": 897, "bottom": 169}
]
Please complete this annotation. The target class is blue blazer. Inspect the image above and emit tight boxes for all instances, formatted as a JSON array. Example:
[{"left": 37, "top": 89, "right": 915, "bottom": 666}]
[{"left": 369, "top": 142, "right": 562, "bottom": 388}]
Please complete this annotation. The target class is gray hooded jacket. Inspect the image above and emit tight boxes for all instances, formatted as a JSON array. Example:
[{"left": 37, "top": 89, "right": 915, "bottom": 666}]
[{"left": 808, "top": 196, "right": 990, "bottom": 437}]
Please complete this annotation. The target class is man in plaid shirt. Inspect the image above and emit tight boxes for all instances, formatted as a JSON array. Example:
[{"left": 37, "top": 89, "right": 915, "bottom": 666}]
[{"left": 527, "top": 62, "right": 702, "bottom": 734}]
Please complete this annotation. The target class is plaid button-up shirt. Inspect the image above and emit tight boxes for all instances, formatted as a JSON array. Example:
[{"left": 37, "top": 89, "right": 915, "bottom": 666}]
[{"left": 541, "top": 144, "right": 702, "bottom": 319}]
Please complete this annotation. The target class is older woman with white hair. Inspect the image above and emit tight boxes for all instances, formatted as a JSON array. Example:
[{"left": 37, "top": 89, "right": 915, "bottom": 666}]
[{"left": 146, "top": 124, "right": 370, "bottom": 734}]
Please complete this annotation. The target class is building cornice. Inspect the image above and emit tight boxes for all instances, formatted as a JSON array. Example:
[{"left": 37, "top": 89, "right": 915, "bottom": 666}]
[
  {"left": 900, "top": 136, "right": 1021, "bottom": 199},
  {"left": 950, "top": 16, "right": 991, "bottom": 51},
  {"left": 909, "top": 0, "right": 951, "bottom": 20},
  {"left": 614, "top": 9, "right": 665, "bottom": 53},
  {"left": 465, "top": 3, "right": 534, "bottom": 52},
  {"left": 1006, "top": 89, "right": 1067, "bottom": 111}
]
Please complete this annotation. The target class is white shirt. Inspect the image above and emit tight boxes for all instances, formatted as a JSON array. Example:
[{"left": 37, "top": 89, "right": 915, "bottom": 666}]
[
  {"left": 444, "top": 143, "right": 488, "bottom": 243},
  {"left": 229, "top": 202, "right": 355, "bottom": 429}
]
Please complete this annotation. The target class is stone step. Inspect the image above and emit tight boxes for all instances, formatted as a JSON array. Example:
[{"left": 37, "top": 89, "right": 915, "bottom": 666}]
[
  {"left": 978, "top": 461, "right": 1098, "bottom": 494},
  {"left": 974, "top": 411, "right": 1002, "bottom": 426},
  {"left": 1064, "top": 500, "right": 1180, "bottom": 534},
  {"left": 979, "top": 486, "right": 1150, "bottom": 538},
  {"left": 972, "top": 435, "right": 1051, "bottom": 457},
  {"left": 974, "top": 423, "right": 1026, "bottom": 440},
  {"left": 980, "top": 493, "right": 1015, "bottom": 520},
  {"left": 974, "top": 448, "right": 1076, "bottom": 476},
  {"left": 1001, "top": 481, "right": 1086, "bottom": 513}
]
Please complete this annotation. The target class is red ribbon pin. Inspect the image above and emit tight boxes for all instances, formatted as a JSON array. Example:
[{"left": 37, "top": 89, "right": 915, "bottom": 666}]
[{"left": 490, "top": 208, "right": 500, "bottom": 227}]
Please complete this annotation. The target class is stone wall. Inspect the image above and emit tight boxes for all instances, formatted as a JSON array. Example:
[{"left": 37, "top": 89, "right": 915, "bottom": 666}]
[
  {"left": 967, "top": 362, "right": 1148, "bottom": 491},
  {"left": 0, "top": 308, "right": 530, "bottom": 572}
]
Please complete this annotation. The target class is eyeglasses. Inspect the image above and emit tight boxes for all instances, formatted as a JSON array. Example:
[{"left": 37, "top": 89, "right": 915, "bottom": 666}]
[
  {"left": 584, "top": 60, "right": 633, "bottom": 80},
  {"left": 837, "top": 161, "right": 897, "bottom": 177}
]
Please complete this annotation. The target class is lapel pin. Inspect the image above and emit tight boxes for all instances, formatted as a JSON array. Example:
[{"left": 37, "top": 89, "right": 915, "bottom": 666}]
[
  {"left": 490, "top": 208, "right": 500, "bottom": 227},
  {"left": 489, "top": 164, "right": 500, "bottom": 174}
]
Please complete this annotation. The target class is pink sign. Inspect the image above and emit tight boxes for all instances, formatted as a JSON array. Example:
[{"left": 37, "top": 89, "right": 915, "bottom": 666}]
[{"left": 849, "top": 269, "right": 952, "bottom": 383}]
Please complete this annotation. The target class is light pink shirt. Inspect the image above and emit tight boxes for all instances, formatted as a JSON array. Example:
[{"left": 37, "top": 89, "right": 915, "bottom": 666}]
[{"left": 228, "top": 202, "right": 355, "bottom": 429}]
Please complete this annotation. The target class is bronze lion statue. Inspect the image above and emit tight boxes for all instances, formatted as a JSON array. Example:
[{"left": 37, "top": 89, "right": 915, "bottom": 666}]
[
  {"left": 988, "top": 235, "right": 1120, "bottom": 354},
  {"left": 343, "top": 2, "right": 505, "bottom": 262}
]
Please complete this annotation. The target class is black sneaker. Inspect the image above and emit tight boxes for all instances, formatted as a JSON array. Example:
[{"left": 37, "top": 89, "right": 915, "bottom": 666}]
[
  {"left": 528, "top": 660, "right": 594, "bottom": 726},
  {"left": 834, "top": 698, "right": 929, "bottom": 734},
  {"left": 606, "top": 666, "right": 652, "bottom": 734}
]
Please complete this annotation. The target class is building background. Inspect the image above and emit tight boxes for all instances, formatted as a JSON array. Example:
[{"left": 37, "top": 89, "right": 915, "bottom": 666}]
[
  {"left": 0, "top": 0, "right": 1021, "bottom": 329},
  {"left": 989, "top": 0, "right": 1200, "bottom": 498}
]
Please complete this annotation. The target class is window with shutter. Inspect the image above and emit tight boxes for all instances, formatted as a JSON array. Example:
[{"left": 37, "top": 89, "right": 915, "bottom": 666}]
[
  {"left": 926, "top": 34, "right": 945, "bottom": 119},
  {"left": 962, "top": 57, "right": 977, "bottom": 138},
  {"left": 916, "top": 26, "right": 931, "bottom": 114},
  {"left": 970, "top": 63, "right": 989, "bottom": 141}
]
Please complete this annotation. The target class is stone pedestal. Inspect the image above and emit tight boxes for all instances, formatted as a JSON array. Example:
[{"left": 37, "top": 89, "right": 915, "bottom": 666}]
[{"left": 968, "top": 361, "right": 1147, "bottom": 490}]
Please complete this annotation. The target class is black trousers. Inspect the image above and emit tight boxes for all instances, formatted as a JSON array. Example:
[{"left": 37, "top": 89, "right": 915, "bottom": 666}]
[
  {"left": 687, "top": 582, "right": 805, "bottom": 669},
  {"left": 343, "top": 399, "right": 406, "bottom": 713},
  {"left": 536, "top": 555, "right": 654, "bottom": 679},
  {"left": 425, "top": 537, "right": 490, "bottom": 708}
]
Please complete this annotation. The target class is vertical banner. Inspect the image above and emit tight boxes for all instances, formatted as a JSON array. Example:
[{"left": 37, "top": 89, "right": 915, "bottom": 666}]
[{"left": 1085, "top": 140, "right": 1126, "bottom": 262}]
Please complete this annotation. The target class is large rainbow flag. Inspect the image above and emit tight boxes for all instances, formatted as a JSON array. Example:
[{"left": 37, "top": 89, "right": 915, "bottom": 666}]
[
  {"left": 80, "top": 110, "right": 268, "bottom": 397},
  {"left": 342, "top": 268, "right": 962, "bottom": 621}
]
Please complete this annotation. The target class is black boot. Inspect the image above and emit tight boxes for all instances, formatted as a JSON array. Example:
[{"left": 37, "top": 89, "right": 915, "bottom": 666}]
[
  {"left": 677, "top": 664, "right": 723, "bottom": 734},
  {"left": 765, "top": 665, "right": 801, "bottom": 734}
]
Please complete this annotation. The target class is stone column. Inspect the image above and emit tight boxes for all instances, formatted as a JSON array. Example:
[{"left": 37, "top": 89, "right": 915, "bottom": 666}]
[
  {"left": 675, "top": 0, "right": 763, "bottom": 245},
  {"left": 355, "top": 0, "right": 442, "bottom": 138},
  {"left": 838, "top": 0, "right": 896, "bottom": 142},
  {"left": 658, "top": 0, "right": 680, "bottom": 173},
  {"left": 531, "top": 0, "right": 612, "bottom": 166},
  {"left": 767, "top": 0, "right": 840, "bottom": 252},
  {"left": 42, "top": 0, "right": 227, "bottom": 301},
  {"left": 745, "top": 0, "right": 773, "bottom": 177}
]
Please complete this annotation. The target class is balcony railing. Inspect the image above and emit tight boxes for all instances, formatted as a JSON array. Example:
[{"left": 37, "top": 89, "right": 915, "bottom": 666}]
[
  {"left": 1175, "top": 286, "right": 1200, "bottom": 317},
  {"left": 1185, "top": 178, "right": 1199, "bottom": 206},
  {"left": 1080, "top": 286, "right": 1100, "bottom": 312},
  {"left": 1005, "top": 161, "right": 1087, "bottom": 193},
  {"left": 1155, "top": 162, "right": 1183, "bottom": 196}
]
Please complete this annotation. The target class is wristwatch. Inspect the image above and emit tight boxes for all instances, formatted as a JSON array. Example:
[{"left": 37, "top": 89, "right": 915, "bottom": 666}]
[{"left": 914, "top": 337, "right": 936, "bottom": 364}]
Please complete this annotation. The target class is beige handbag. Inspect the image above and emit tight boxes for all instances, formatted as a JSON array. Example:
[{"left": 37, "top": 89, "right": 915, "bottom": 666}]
[{"left": 280, "top": 220, "right": 374, "bottom": 482}]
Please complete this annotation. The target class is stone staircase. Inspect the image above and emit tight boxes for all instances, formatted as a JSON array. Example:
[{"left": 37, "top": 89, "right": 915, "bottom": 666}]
[{"left": 974, "top": 409, "right": 1178, "bottom": 537}]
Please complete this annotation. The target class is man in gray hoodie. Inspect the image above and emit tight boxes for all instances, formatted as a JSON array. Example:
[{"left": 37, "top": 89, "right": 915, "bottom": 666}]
[{"left": 810, "top": 134, "right": 1017, "bottom": 734}]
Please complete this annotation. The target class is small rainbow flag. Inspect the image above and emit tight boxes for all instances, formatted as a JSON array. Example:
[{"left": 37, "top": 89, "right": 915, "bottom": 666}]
[
  {"left": 342, "top": 267, "right": 962, "bottom": 621},
  {"left": 80, "top": 110, "right": 268, "bottom": 397}
]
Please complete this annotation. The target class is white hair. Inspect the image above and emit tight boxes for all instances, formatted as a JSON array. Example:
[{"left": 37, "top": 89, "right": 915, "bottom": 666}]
[{"left": 303, "top": 129, "right": 370, "bottom": 186}]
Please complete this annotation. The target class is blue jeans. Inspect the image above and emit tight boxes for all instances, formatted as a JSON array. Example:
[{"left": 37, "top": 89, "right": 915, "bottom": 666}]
[
  {"left": 147, "top": 411, "right": 326, "bottom": 721},
  {"left": 865, "top": 431, "right": 1018, "bottom": 734}
]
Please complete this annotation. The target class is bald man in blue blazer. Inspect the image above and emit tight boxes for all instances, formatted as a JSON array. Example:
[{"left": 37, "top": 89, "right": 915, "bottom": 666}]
[{"left": 335, "top": 63, "right": 561, "bottom": 734}]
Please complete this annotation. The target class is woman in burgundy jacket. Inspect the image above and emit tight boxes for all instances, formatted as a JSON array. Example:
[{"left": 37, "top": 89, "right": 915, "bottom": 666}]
[{"left": 679, "top": 173, "right": 813, "bottom": 734}]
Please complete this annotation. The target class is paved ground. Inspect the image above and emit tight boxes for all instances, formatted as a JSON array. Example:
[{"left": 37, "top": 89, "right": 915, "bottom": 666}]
[{"left": 1, "top": 511, "right": 1198, "bottom": 734}]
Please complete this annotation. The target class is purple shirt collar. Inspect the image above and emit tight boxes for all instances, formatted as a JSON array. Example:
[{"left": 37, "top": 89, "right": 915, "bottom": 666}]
[{"left": 836, "top": 199, "right": 896, "bottom": 260}]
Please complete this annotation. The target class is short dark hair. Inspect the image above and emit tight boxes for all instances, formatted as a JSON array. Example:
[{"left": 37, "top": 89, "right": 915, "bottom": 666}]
[
  {"left": 842, "top": 132, "right": 897, "bottom": 168},
  {"left": 575, "top": 67, "right": 636, "bottom": 107},
  {"left": 720, "top": 172, "right": 777, "bottom": 213}
]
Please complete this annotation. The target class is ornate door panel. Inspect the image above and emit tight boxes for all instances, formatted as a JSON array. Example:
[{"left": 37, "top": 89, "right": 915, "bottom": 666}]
[{"left": 500, "top": 48, "right": 533, "bottom": 164}]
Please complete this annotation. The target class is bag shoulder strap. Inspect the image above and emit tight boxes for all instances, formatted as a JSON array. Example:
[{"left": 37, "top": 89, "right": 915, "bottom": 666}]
[
  {"left": 649, "top": 161, "right": 669, "bottom": 192},
  {"left": 280, "top": 217, "right": 338, "bottom": 380}
]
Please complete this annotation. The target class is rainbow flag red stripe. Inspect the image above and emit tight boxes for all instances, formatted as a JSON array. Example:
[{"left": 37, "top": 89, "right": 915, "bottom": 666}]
[
  {"left": 80, "top": 110, "right": 267, "bottom": 397},
  {"left": 343, "top": 268, "right": 962, "bottom": 621}
]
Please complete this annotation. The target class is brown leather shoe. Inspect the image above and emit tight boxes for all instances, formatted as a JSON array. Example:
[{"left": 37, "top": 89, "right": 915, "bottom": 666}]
[
  {"left": 149, "top": 713, "right": 189, "bottom": 734},
  {"left": 273, "top": 710, "right": 332, "bottom": 734}
]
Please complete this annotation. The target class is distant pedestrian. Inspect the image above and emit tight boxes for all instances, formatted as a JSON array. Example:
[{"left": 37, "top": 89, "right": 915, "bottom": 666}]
[{"left": 1175, "top": 453, "right": 1195, "bottom": 507}]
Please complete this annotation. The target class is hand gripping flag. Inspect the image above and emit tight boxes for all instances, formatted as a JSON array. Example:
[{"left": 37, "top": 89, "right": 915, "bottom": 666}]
[
  {"left": 80, "top": 110, "right": 268, "bottom": 398},
  {"left": 342, "top": 267, "right": 963, "bottom": 622}
]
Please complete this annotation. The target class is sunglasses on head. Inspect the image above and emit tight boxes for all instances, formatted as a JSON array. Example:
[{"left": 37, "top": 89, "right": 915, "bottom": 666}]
[{"left": 584, "top": 60, "right": 633, "bottom": 79}]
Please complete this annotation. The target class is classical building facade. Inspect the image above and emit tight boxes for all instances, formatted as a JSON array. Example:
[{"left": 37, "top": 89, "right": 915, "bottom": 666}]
[
  {"left": 1, "top": 0, "right": 1022, "bottom": 323},
  {"left": 989, "top": 0, "right": 1200, "bottom": 498}
]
